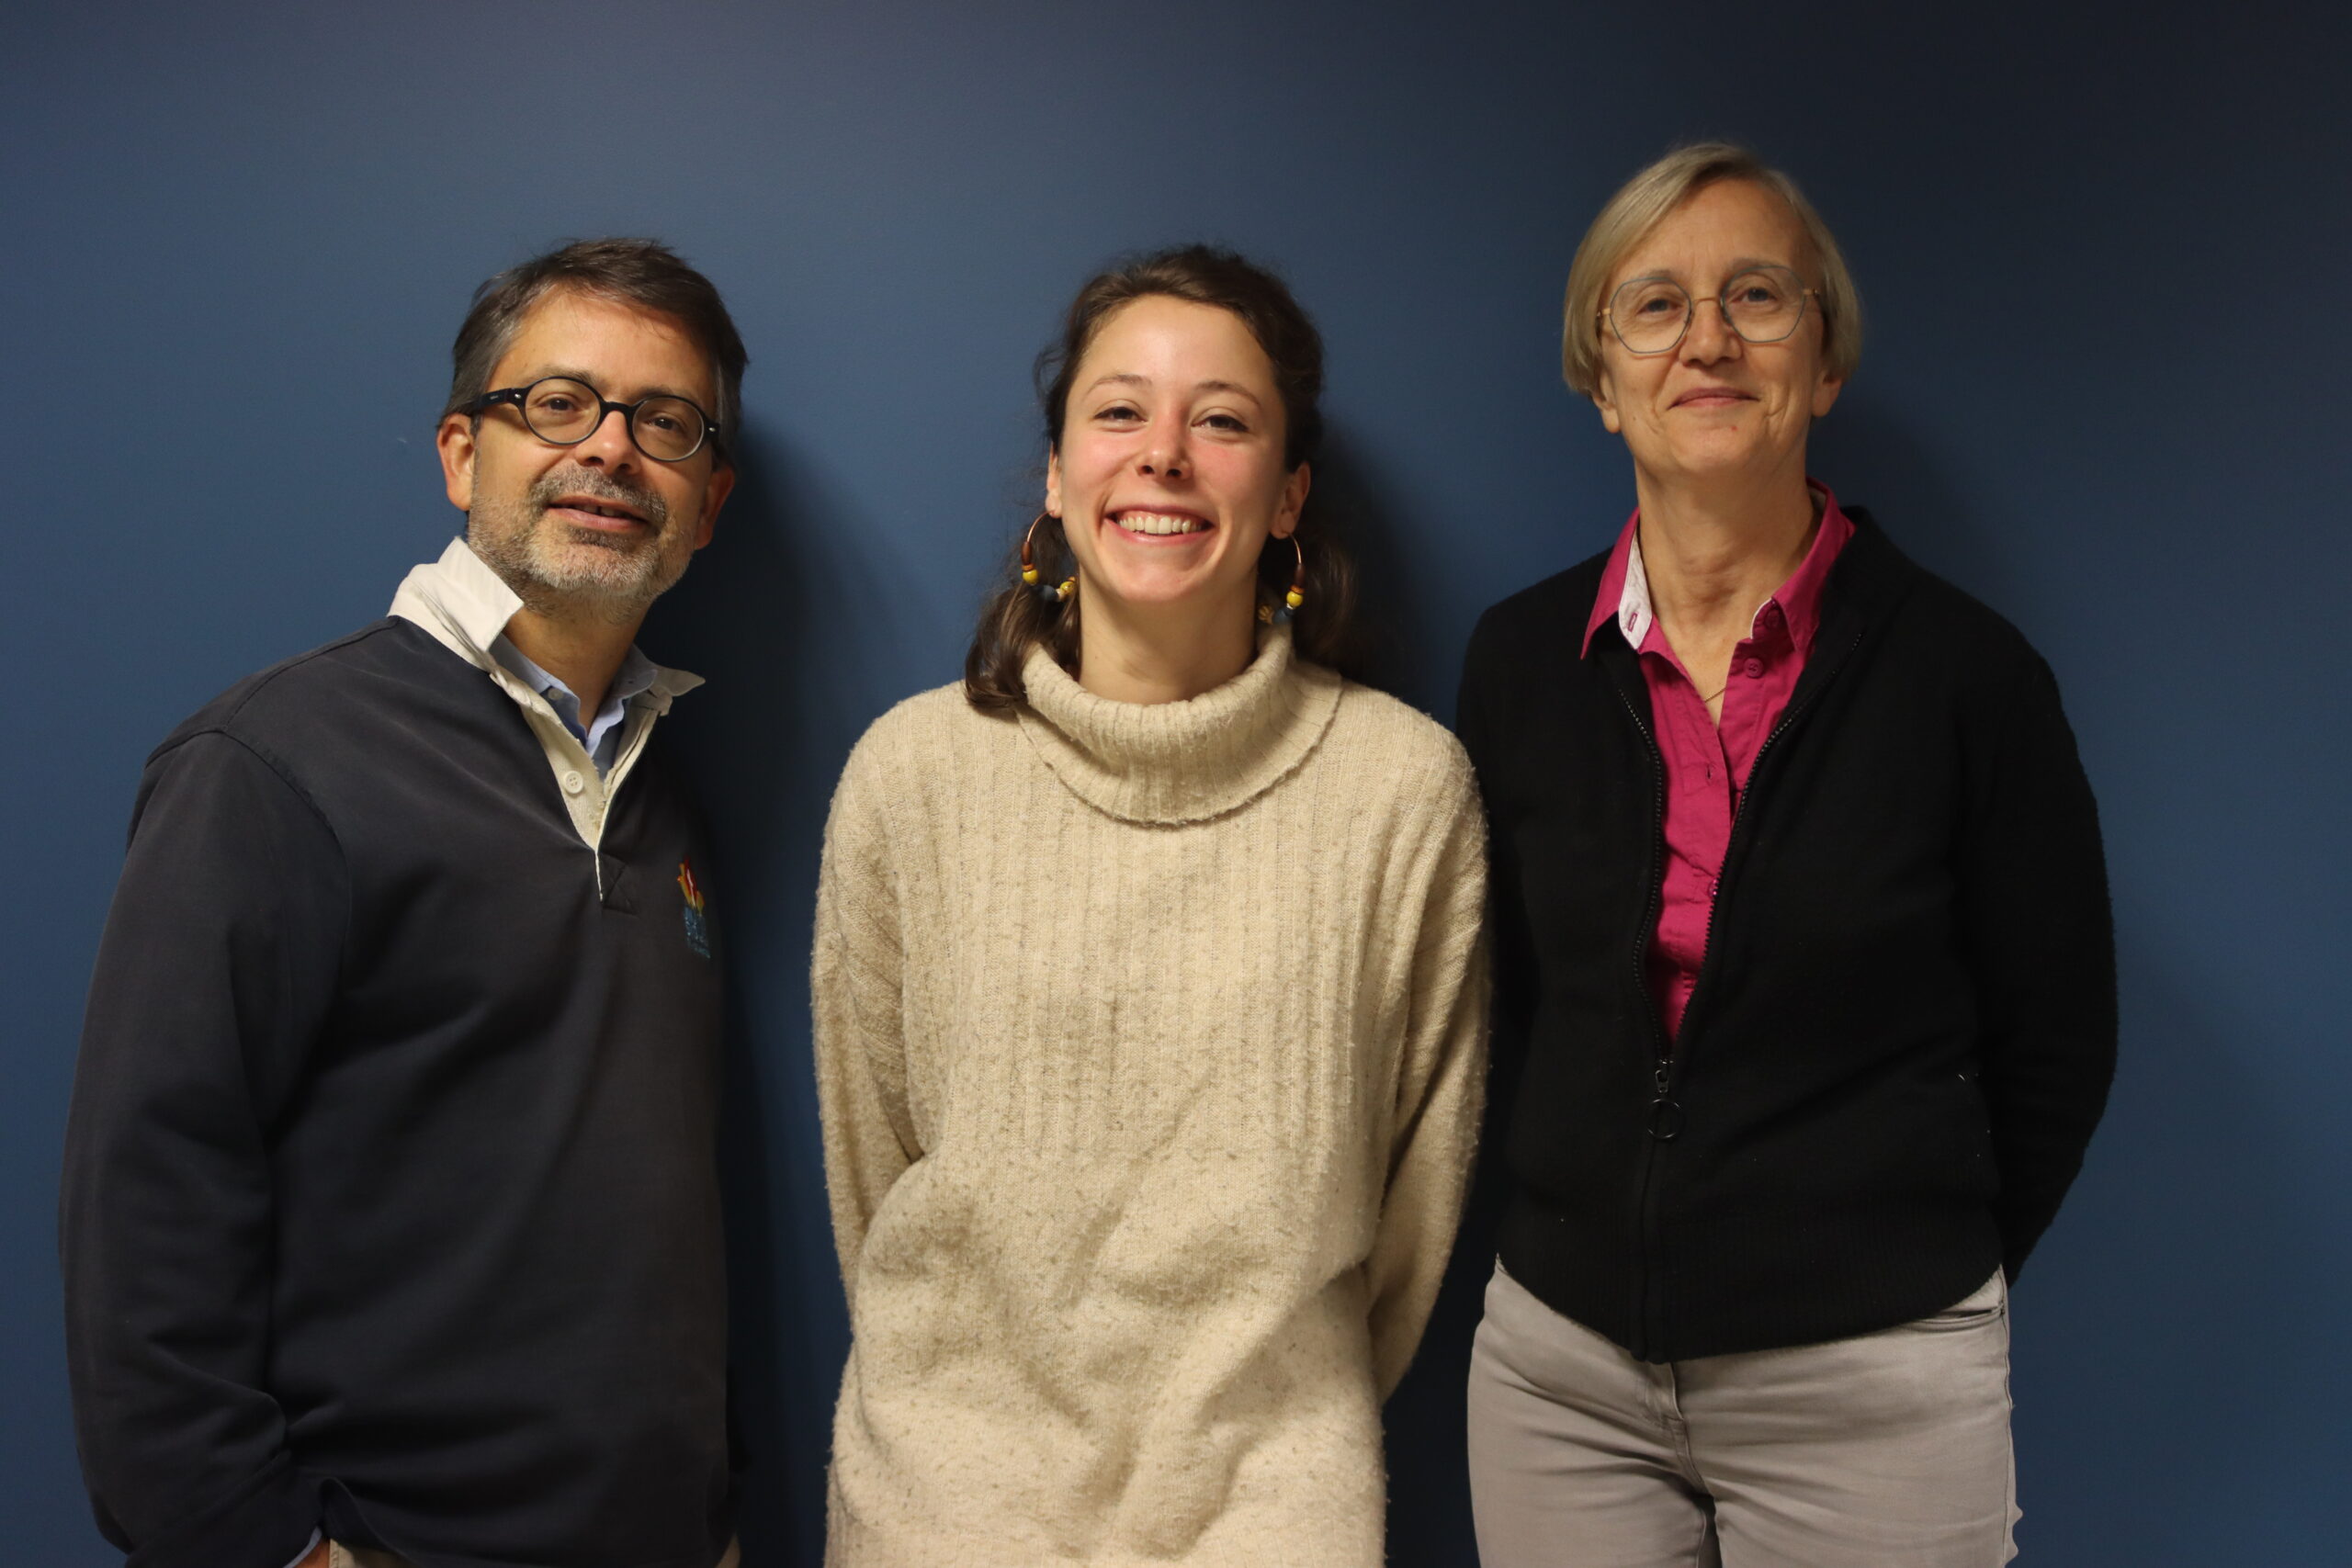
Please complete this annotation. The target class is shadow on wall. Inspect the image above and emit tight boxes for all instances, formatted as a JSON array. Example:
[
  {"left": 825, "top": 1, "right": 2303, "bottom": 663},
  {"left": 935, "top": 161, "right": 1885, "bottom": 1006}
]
[
  {"left": 1807, "top": 390, "right": 2014, "bottom": 611},
  {"left": 1325, "top": 412, "right": 1511, "bottom": 1558},
  {"left": 2009, "top": 933, "right": 2324, "bottom": 1565},
  {"left": 641, "top": 423, "right": 944, "bottom": 1564},
  {"left": 1385, "top": 1043, "right": 1517, "bottom": 1562},
  {"left": 1317, "top": 424, "right": 1445, "bottom": 716}
]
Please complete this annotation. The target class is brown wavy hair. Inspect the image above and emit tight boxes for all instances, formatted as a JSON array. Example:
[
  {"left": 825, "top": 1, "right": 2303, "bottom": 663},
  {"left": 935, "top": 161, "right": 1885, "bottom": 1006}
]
[{"left": 964, "top": 244, "right": 1359, "bottom": 710}]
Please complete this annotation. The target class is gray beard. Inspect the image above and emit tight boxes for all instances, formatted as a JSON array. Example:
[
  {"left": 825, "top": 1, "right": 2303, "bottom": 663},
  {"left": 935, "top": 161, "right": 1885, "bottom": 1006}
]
[{"left": 469, "top": 466, "right": 686, "bottom": 626}]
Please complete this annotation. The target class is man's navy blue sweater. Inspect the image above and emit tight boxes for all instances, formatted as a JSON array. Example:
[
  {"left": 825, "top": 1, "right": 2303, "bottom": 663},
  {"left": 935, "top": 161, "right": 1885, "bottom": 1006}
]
[{"left": 62, "top": 617, "right": 730, "bottom": 1568}]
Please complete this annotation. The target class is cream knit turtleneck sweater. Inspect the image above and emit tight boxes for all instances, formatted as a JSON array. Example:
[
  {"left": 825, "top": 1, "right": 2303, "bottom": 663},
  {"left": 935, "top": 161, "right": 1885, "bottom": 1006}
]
[{"left": 813, "top": 628, "right": 1488, "bottom": 1568}]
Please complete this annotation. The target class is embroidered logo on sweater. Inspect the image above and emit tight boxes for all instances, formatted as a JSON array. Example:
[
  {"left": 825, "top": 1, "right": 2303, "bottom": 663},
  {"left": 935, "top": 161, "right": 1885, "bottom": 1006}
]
[{"left": 676, "top": 858, "right": 711, "bottom": 959}]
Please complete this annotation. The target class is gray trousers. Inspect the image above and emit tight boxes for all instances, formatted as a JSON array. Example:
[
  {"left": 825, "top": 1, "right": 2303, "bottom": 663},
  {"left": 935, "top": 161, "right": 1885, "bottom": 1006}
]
[{"left": 1465, "top": 1262, "right": 2018, "bottom": 1568}]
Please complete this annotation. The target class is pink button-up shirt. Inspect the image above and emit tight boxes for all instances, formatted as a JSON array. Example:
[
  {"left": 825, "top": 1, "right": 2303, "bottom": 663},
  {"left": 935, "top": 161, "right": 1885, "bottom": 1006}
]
[{"left": 1582, "top": 486, "right": 1855, "bottom": 1042}]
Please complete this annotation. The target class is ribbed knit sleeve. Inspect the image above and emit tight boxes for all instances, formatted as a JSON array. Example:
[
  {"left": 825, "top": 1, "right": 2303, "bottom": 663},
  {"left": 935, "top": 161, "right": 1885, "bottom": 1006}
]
[
  {"left": 1957, "top": 650, "right": 2116, "bottom": 1279},
  {"left": 812, "top": 725, "right": 922, "bottom": 1306},
  {"left": 1365, "top": 750, "right": 1489, "bottom": 1399}
]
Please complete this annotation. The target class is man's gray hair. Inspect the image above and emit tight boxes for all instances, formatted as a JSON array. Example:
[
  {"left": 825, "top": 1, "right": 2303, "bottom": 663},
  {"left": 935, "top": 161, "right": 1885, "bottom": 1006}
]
[{"left": 443, "top": 238, "right": 749, "bottom": 451}]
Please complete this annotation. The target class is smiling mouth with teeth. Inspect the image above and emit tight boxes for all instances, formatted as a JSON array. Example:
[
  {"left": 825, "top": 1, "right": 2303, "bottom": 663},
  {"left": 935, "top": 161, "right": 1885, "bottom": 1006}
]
[{"left": 1115, "top": 512, "right": 1209, "bottom": 536}]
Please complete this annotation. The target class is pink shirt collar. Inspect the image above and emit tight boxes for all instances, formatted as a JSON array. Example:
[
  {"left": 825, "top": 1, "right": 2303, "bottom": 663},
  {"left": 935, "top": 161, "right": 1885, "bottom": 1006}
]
[{"left": 1582, "top": 483, "right": 1855, "bottom": 660}]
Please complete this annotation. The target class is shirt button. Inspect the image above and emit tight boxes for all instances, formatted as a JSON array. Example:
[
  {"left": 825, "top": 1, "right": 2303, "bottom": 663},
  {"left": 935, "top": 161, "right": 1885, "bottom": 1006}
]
[
  {"left": 560, "top": 770, "right": 586, "bottom": 795},
  {"left": 1743, "top": 659, "right": 1764, "bottom": 677}
]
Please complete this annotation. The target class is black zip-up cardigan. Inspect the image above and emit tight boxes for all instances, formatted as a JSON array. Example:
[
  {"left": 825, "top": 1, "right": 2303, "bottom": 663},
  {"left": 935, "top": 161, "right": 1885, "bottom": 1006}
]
[{"left": 1456, "top": 512, "right": 2115, "bottom": 1362}]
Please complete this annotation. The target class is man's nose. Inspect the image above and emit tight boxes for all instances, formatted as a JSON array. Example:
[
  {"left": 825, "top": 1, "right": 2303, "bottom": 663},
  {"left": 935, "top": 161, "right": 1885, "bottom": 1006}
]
[{"left": 573, "top": 406, "right": 639, "bottom": 467}]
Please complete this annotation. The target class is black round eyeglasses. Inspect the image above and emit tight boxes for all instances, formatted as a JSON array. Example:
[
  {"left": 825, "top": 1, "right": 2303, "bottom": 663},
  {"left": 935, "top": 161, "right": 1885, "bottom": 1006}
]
[{"left": 461, "top": 376, "right": 721, "bottom": 462}]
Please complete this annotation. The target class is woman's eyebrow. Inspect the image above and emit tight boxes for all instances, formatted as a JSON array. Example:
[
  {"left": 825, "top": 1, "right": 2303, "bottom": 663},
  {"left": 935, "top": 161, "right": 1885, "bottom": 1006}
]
[
  {"left": 1620, "top": 257, "right": 1791, "bottom": 286},
  {"left": 1082, "top": 372, "right": 1263, "bottom": 407}
]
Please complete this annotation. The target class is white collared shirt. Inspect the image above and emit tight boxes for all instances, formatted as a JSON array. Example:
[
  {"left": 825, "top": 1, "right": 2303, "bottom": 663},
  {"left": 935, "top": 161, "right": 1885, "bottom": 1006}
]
[{"left": 388, "top": 536, "right": 703, "bottom": 850}]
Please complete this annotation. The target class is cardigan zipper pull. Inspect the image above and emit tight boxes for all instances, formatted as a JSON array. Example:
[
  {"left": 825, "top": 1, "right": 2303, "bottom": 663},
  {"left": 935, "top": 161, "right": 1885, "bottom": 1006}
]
[{"left": 1648, "top": 1061, "right": 1683, "bottom": 1139}]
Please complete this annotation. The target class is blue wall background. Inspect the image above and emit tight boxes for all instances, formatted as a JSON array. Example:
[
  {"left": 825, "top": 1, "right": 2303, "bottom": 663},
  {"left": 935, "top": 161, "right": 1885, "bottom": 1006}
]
[{"left": 6, "top": 2, "right": 2346, "bottom": 1562}]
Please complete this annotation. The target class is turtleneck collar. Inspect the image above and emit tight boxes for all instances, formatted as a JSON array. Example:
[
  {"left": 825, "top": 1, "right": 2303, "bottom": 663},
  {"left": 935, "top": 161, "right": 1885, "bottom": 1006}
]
[{"left": 1015, "top": 626, "right": 1345, "bottom": 825}]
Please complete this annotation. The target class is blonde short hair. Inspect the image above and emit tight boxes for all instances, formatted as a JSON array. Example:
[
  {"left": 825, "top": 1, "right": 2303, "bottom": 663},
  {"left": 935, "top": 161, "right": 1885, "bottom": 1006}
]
[{"left": 1561, "top": 142, "right": 1862, "bottom": 399}]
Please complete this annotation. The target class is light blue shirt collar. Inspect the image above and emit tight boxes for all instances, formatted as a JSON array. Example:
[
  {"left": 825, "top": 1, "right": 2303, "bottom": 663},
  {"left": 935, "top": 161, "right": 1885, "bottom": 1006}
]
[{"left": 488, "top": 637, "right": 660, "bottom": 775}]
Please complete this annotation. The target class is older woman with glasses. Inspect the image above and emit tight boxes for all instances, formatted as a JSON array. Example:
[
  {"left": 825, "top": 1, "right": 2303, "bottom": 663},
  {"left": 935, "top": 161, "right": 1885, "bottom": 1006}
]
[{"left": 1455, "top": 143, "right": 2116, "bottom": 1565}]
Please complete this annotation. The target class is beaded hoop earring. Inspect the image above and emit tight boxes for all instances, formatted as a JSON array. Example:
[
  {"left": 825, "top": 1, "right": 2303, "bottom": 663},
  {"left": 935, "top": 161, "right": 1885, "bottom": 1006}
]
[
  {"left": 1257, "top": 536, "right": 1307, "bottom": 626},
  {"left": 1021, "top": 512, "right": 1076, "bottom": 604}
]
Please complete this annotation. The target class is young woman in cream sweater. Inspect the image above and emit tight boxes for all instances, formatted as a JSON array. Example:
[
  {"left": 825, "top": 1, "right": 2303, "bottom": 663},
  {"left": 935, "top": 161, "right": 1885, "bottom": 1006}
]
[{"left": 812, "top": 246, "right": 1487, "bottom": 1566}]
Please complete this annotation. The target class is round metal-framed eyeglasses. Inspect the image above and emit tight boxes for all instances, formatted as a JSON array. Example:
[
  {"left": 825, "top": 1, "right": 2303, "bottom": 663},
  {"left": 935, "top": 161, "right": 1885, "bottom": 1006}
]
[
  {"left": 461, "top": 376, "right": 721, "bottom": 463},
  {"left": 1600, "top": 265, "right": 1820, "bottom": 355}
]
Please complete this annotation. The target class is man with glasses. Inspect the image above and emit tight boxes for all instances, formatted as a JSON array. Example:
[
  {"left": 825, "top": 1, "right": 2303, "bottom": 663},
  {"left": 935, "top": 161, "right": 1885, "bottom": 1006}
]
[{"left": 62, "top": 240, "right": 747, "bottom": 1568}]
